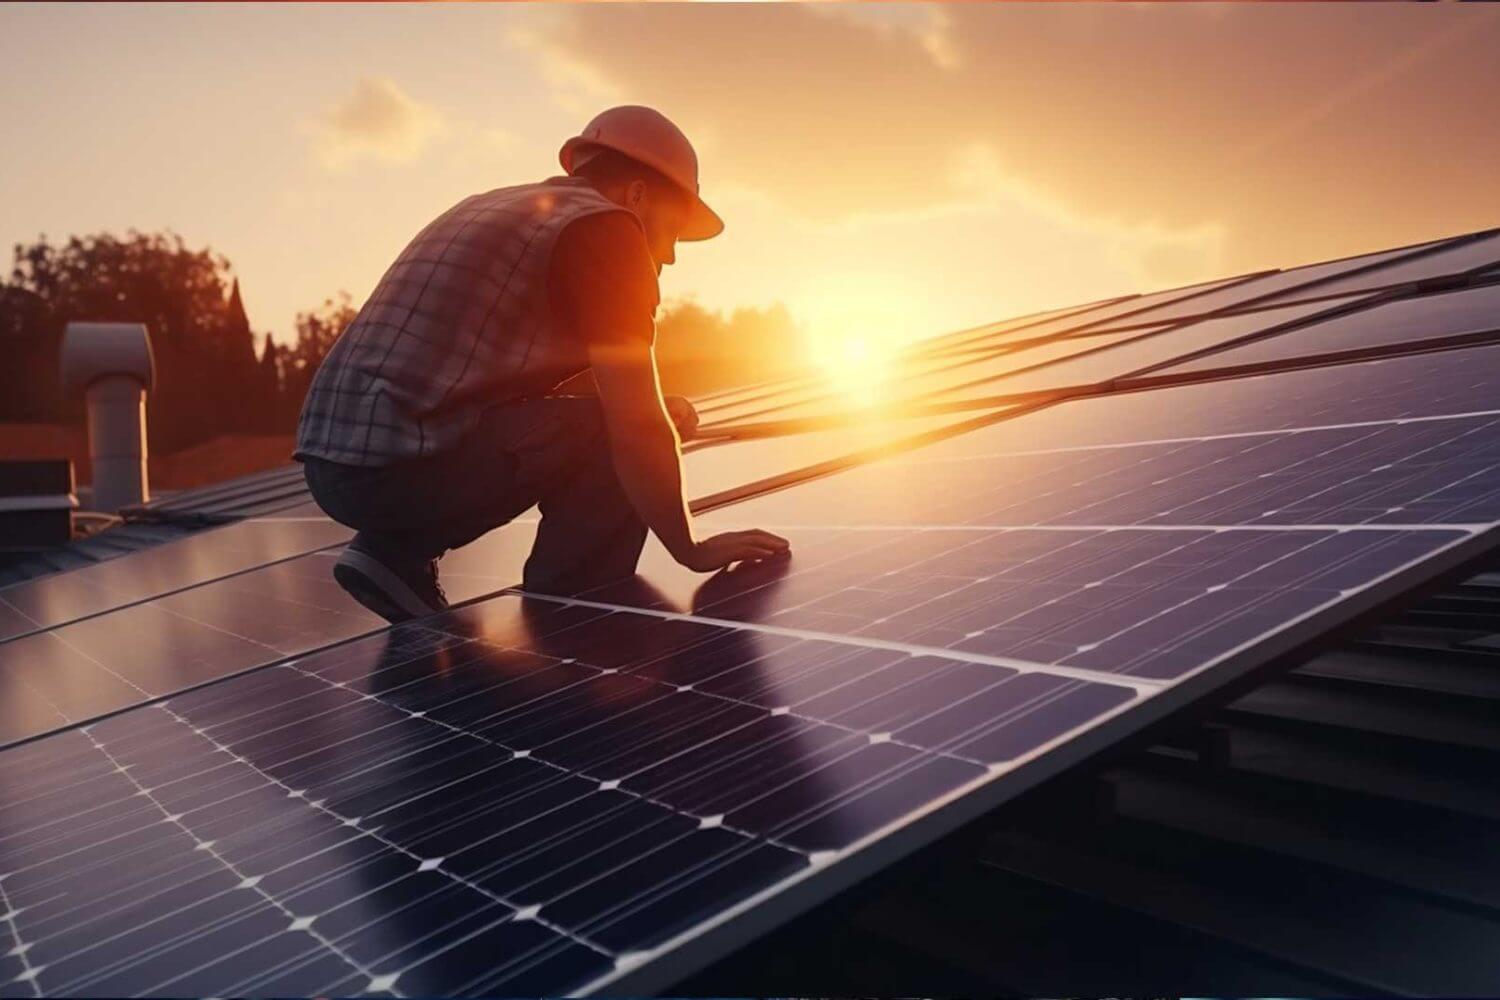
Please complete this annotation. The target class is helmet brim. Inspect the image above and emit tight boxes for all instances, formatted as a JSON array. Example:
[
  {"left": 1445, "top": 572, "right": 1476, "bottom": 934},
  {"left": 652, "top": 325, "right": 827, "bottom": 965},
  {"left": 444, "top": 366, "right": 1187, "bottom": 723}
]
[
  {"left": 679, "top": 196, "right": 724, "bottom": 242},
  {"left": 560, "top": 135, "right": 724, "bottom": 241}
]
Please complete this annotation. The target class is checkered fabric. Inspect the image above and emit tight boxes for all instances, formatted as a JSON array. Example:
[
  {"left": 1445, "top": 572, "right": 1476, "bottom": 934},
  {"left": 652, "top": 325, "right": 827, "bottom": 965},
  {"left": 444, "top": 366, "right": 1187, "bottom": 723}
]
[{"left": 295, "top": 177, "right": 634, "bottom": 466}]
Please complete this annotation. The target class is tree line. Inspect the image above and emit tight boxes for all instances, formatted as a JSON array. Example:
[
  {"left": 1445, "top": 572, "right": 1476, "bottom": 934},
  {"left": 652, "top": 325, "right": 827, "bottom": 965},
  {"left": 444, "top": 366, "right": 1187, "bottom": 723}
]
[{"left": 0, "top": 229, "right": 803, "bottom": 456}]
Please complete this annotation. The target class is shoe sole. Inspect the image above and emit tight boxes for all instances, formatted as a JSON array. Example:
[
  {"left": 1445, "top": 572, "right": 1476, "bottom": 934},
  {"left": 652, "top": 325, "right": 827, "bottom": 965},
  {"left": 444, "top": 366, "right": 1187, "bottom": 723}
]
[{"left": 333, "top": 548, "right": 440, "bottom": 624}]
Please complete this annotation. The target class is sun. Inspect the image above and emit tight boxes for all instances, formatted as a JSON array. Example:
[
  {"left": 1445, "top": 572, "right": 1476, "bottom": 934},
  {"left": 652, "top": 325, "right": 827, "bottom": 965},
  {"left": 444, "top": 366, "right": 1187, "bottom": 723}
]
[{"left": 798, "top": 277, "right": 927, "bottom": 408}]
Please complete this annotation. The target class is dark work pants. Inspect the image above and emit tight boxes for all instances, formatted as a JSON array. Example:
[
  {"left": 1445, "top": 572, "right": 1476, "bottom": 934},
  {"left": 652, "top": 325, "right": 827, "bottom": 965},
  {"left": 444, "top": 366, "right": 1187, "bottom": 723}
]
[{"left": 303, "top": 396, "right": 648, "bottom": 595}]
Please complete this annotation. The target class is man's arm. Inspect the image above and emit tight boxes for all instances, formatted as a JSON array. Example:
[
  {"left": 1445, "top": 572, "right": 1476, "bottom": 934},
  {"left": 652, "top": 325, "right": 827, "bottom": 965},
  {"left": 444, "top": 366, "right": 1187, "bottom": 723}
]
[{"left": 589, "top": 338, "right": 788, "bottom": 572}]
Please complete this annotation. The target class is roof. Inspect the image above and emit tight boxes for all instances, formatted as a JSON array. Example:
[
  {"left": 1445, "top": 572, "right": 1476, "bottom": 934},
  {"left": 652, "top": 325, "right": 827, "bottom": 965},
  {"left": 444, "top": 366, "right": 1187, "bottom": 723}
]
[{"left": 2, "top": 225, "right": 1499, "bottom": 997}]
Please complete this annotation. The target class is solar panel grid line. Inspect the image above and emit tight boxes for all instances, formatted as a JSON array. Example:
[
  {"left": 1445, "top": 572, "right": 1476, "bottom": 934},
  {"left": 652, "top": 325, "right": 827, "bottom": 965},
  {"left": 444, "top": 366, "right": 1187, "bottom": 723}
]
[
  {"left": 72, "top": 704, "right": 608, "bottom": 998},
  {"left": 892, "top": 405, "right": 1500, "bottom": 462},
  {"left": 146, "top": 704, "right": 606, "bottom": 997},
  {"left": 0, "top": 878, "right": 40, "bottom": 998},
  {"left": 63, "top": 726, "right": 388, "bottom": 998},
  {"left": 730, "top": 521, "right": 1489, "bottom": 534},
  {"left": 510, "top": 574, "right": 1161, "bottom": 693},
  {"left": 1296, "top": 229, "right": 1500, "bottom": 301},
  {"left": 708, "top": 414, "right": 1500, "bottom": 545}
]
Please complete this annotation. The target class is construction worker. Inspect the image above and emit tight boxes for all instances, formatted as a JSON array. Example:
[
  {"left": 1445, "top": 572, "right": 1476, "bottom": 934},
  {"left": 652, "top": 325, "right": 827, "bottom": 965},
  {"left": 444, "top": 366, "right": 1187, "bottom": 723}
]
[{"left": 294, "top": 105, "right": 790, "bottom": 623}]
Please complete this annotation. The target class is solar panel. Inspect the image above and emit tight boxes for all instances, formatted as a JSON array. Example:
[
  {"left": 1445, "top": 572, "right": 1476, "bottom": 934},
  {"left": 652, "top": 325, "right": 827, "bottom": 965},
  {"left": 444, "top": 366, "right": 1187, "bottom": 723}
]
[
  {"left": 702, "top": 292, "right": 1386, "bottom": 430},
  {"left": 896, "top": 292, "right": 1381, "bottom": 408},
  {"left": 0, "top": 518, "right": 352, "bottom": 642},
  {"left": 685, "top": 411, "right": 1001, "bottom": 505},
  {"left": 1083, "top": 233, "right": 1462, "bottom": 328},
  {"left": 6, "top": 330, "right": 1499, "bottom": 996},
  {"left": 0, "top": 600, "right": 1130, "bottom": 996},
  {"left": 698, "top": 327, "right": 1179, "bottom": 429},
  {"left": 7, "top": 231, "right": 1500, "bottom": 997},
  {"left": 693, "top": 348, "right": 1010, "bottom": 426},
  {"left": 1146, "top": 280, "right": 1500, "bottom": 379},
  {"left": 900, "top": 294, "right": 1133, "bottom": 358},
  {"left": 1285, "top": 229, "right": 1500, "bottom": 299},
  {"left": 889, "top": 340, "right": 1500, "bottom": 456}
]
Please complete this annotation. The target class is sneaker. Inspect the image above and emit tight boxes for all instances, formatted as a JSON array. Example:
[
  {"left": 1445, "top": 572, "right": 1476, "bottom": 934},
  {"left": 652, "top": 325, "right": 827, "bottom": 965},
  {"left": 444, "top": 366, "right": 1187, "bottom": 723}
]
[{"left": 333, "top": 536, "right": 448, "bottom": 624}]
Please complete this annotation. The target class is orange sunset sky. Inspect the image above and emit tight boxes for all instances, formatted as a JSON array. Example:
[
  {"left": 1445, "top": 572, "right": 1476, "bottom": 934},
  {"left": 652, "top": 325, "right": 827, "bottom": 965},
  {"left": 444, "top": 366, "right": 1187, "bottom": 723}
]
[{"left": 3, "top": 2, "right": 1499, "bottom": 357}]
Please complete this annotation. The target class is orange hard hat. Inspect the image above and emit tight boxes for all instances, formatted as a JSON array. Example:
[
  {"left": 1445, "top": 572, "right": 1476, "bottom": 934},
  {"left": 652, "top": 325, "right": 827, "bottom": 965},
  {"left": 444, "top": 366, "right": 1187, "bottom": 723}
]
[{"left": 559, "top": 105, "right": 724, "bottom": 242}]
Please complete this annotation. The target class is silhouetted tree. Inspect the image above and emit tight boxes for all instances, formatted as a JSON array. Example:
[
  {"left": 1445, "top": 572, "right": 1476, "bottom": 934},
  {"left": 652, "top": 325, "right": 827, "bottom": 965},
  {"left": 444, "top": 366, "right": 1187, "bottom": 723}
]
[
  {"left": 654, "top": 299, "right": 804, "bottom": 396},
  {"left": 0, "top": 230, "right": 262, "bottom": 452}
]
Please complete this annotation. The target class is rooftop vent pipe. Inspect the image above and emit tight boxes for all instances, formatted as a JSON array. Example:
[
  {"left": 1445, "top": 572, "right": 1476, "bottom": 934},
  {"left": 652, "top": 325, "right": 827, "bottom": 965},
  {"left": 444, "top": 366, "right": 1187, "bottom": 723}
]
[{"left": 59, "top": 322, "right": 155, "bottom": 512}]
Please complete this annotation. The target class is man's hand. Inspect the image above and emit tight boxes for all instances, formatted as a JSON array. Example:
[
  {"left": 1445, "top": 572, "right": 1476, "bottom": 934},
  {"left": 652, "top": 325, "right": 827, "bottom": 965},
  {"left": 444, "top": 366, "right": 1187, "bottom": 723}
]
[
  {"left": 664, "top": 395, "right": 699, "bottom": 439},
  {"left": 678, "top": 529, "right": 791, "bottom": 573}
]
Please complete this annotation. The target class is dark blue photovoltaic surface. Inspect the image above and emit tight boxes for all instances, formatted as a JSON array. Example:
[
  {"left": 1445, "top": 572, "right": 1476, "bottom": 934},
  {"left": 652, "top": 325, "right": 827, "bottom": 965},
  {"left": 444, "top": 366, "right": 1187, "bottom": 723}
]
[
  {"left": 719, "top": 413, "right": 1500, "bottom": 529},
  {"left": 577, "top": 523, "right": 1466, "bottom": 681},
  {"left": 0, "top": 519, "right": 352, "bottom": 642},
  {"left": 0, "top": 596, "right": 1131, "bottom": 997}
]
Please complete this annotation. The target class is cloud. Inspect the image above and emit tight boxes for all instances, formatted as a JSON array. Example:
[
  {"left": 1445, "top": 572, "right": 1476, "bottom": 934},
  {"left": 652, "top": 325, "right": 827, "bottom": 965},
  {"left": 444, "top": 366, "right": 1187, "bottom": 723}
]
[
  {"left": 509, "top": 3, "right": 1500, "bottom": 277},
  {"left": 309, "top": 77, "right": 446, "bottom": 172}
]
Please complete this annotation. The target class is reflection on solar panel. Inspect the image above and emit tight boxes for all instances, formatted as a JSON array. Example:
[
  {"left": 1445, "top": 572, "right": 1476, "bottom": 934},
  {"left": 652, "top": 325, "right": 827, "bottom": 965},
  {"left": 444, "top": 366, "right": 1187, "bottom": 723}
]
[
  {"left": 0, "top": 416, "right": 992, "bottom": 749},
  {"left": 4, "top": 227, "right": 1500, "bottom": 997},
  {"left": 1289, "top": 229, "right": 1500, "bottom": 299},
  {"left": 0, "top": 519, "right": 352, "bottom": 642},
  {"left": 1148, "top": 279, "right": 1500, "bottom": 379},
  {"left": 923, "top": 293, "right": 1381, "bottom": 404},
  {"left": 1075, "top": 232, "right": 1454, "bottom": 328}
]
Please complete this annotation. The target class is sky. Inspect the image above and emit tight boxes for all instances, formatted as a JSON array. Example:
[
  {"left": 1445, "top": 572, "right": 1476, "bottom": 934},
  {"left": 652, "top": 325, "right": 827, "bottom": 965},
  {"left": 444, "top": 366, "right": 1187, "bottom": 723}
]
[{"left": 3, "top": 2, "right": 1499, "bottom": 357}]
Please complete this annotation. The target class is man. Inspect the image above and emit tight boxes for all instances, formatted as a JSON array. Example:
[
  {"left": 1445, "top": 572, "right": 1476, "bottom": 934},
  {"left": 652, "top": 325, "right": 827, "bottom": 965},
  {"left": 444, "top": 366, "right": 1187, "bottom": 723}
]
[{"left": 294, "top": 105, "right": 790, "bottom": 623}]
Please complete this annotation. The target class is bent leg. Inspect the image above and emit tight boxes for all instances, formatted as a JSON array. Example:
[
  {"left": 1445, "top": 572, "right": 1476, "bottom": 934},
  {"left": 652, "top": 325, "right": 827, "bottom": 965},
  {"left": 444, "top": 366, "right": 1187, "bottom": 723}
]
[
  {"left": 304, "top": 397, "right": 648, "bottom": 593},
  {"left": 506, "top": 398, "right": 649, "bottom": 595}
]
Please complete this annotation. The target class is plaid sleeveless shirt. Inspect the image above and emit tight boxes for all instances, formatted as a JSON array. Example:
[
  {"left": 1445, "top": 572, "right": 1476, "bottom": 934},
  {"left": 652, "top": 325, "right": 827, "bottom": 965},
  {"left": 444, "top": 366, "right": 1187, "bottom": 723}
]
[{"left": 295, "top": 176, "right": 643, "bottom": 466}]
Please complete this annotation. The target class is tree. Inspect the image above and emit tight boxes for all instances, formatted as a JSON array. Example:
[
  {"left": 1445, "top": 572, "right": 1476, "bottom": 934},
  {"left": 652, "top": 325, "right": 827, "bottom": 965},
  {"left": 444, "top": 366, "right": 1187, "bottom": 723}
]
[
  {"left": 0, "top": 230, "right": 263, "bottom": 452},
  {"left": 654, "top": 298, "right": 805, "bottom": 396}
]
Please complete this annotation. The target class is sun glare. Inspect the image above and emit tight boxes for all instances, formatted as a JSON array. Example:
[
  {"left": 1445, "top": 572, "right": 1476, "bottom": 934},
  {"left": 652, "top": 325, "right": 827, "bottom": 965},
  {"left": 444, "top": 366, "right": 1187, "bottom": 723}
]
[{"left": 800, "top": 279, "right": 926, "bottom": 408}]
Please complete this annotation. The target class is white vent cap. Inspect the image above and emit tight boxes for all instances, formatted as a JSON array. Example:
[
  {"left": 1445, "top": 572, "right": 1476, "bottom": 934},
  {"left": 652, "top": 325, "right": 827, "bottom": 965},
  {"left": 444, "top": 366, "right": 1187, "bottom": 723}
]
[{"left": 60, "top": 322, "right": 155, "bottom": 394}]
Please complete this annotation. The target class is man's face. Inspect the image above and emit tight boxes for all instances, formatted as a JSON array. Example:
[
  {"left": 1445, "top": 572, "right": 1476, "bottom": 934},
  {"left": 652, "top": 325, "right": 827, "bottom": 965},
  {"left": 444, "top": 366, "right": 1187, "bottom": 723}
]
[{"left": 627, "top": 180, "right": 690, "bottom": 274}]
